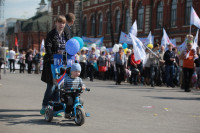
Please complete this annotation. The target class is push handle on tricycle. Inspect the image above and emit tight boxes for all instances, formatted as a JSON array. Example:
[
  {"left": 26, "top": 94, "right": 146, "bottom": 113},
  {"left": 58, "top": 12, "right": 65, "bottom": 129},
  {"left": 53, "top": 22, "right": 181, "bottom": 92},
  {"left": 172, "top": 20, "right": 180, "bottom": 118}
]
[{"left": 60, "top": 88, "right": 90, "bottom": 92}]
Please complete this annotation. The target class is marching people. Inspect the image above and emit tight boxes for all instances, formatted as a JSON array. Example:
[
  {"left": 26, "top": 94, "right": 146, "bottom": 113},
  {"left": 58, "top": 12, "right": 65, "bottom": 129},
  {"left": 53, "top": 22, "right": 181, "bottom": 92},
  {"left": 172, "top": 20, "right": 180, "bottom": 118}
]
[
  {"left": 194, "top": 47, "right": 200, "bottom": 89},
  {"left": 143, "top": 44, "right": 153, "bottom": 85},
  {"left": 172, "top": 47, "right": 180, "bottom": 86},
  {"left": 88, "top": 47, "right": 97, "bottom": 81},
  {"left": 79, "top": 50, "right": 87, "bottom": 79},
  {"left": 114, "top": 46, "right": 126, "bottom": 85},
  {"left": 128, "top": 49, "right": 141, "bottom": 85},
  {"left": 19, "top": 50, "right": 26, "bottom": 73},
  {"left": 149, "top": 44, "right": 160, "bottom": 87},
  {"left": 26, "top": 49, "right": 33, "bottom": 74},
  {"left": 97, "top": 51, "right": 107, "bottom": 80},
  {"left": 164, "top": 43, "right": 176, "bottom": 88},
  {"left": 0, "top": 43, "right": 6, "bottom": 79},
  {"left": 33, "top": 50, "right": 41, "bottom": 74},
  {"left": 8, "top": 48, "right": 16, "bottom": 73},
  {"left": 158, "top": 46, "right": 166, "bottom": 86},
  {"left": 180, "top": 35, "right": 198, "bottom": 92}
]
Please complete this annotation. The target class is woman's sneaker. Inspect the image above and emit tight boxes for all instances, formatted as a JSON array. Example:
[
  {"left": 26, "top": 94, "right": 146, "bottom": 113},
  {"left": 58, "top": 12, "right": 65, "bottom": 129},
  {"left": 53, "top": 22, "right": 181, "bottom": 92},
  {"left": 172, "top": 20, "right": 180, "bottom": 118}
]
[{"left": 40, "top": 108, "right": 45, "bottom": 115}]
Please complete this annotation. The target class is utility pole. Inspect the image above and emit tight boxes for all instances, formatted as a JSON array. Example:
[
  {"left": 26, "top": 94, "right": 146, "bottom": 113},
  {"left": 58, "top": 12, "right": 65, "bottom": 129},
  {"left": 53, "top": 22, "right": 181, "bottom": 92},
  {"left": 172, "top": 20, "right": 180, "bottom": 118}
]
[
  {"left": 117, "top": 0, "right": 125, "bottom": 43},
  {"left": 109, "top": 0, "right": 115, "bottom": 46},
  {"left": 37, "top": 21, "right": 41, "bottom": 51},
  {"left": 0, "top": 0, "right": 5, "bottom": 22}
]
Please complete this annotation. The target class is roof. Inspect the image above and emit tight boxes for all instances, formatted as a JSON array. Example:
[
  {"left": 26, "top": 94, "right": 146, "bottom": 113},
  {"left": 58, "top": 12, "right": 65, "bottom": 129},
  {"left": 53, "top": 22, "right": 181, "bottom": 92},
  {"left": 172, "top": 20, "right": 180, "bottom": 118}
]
[{"left": 21, "top": 11, "right": 51, "bottom": 32}]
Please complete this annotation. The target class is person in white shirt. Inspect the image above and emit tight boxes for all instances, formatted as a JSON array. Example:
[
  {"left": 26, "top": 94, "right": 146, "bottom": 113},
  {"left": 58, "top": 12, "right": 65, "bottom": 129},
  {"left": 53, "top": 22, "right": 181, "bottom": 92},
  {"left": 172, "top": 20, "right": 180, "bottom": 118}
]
[
  {"left": 0, "top": 43, "right": 6, "bottom": 79},
  {"left": 8, "top": 48, "right": 16, "bottom": 73},
  {"left": 79, "top": 50, "right": 87, "bottom": 78}
]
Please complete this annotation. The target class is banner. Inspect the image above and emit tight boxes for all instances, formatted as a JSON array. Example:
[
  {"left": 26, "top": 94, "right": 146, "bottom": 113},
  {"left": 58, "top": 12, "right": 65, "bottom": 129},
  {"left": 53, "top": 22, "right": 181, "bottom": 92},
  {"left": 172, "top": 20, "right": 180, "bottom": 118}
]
[
  {"left": 190, "top": 7, "right": 200, "bottom": 29},
  {"left": 119, "top": 32, "right": 154, "bottom": 45},
  {"left": 82, "top": 36, "right": 104, "bottom": 47}
]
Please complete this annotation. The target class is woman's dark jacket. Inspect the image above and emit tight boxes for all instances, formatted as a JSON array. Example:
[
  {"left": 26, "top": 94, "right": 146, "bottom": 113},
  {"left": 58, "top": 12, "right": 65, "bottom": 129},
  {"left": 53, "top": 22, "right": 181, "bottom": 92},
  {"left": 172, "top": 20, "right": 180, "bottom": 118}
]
[{"left": 41, "top": 28, "right": 70, "bottom": 85}]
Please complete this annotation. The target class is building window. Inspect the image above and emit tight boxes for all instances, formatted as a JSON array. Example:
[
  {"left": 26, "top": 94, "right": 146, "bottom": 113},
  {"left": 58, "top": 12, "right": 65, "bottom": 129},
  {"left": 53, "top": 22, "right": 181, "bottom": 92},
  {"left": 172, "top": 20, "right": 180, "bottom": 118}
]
[
  {"left": 106, "top": 12, "right": 111, "bottom": 34},
  {"left": 185, "top": 0, "right": 193, "bottom": 25},
  {"left": 91, "top": 15, "right": 95, "bottom": 36},
  {"left": 83, "top": 17, "right": 87, "bottom": 36},
  {"left": 65, "top": 3, "right": 69, "bottom": 14},
  {"left": 125, "top": 9, "right": 131, "bottom": 32},
  {"left": 137, "top": 3, "right": 144, "bottom": 30},
  {"left": 156, "top": 1, "right": 163, "bottom": 28},
  {"left": 171, "top": 0, "right": 177, "bottom": 27},
  {"left": 99, "top": 14, "right": 103, "bottom": 35},
  {"left": 115, "top": 10, "right": 120, "bottom": 33},
  {"left": 57, "top": 6, "right": 60, "bottom": 15}
]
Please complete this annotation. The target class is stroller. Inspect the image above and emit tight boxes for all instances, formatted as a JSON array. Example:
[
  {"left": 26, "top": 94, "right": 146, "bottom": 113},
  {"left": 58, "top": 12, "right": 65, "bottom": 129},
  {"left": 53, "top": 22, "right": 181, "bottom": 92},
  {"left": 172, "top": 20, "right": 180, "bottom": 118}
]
[{"left": 44, "top": 54, "right": 90, "bottom": 126}]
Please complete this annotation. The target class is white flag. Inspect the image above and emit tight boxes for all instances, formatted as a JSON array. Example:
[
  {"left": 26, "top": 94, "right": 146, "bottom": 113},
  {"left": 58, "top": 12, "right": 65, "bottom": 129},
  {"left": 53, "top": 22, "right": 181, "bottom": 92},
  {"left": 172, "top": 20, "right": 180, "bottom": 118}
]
[
  {"left": 144, "top": 31, "right": 153, "bottom": 46},
  {"left": 193, "top": 29, "right": 199, "bottom": 50},
  {"left": 170, "top": 39, "right": 176, "bottom": 47},
  {"left": 161, "top": 28, "right": 174, "bottom": 50},
  {"left": 190, "top": 7, "right": 200, "bottom": 29},
  {"left": 129, "top": 20, "right": 137, "bottom": 37},
  {"left": 178, "top": 40, "right": 186, "bottom": 52},
  {"left": 129, "top": 33, "right": 146, "bottom": 64}
]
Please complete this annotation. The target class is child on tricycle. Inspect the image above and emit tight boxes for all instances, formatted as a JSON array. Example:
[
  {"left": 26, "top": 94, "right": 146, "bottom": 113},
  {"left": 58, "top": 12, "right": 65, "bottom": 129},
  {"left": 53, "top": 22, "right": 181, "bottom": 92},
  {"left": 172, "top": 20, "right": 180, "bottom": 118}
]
[{"left": 44, "top": 61, "right": 90, "bottom": 126}]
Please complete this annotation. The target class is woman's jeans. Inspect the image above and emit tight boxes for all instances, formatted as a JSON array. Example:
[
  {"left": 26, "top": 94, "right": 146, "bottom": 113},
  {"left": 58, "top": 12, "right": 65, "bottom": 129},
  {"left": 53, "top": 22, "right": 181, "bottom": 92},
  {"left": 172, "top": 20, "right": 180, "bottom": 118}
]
[{"left": 42, "top": 83, "right": 59, "bottom": 108}]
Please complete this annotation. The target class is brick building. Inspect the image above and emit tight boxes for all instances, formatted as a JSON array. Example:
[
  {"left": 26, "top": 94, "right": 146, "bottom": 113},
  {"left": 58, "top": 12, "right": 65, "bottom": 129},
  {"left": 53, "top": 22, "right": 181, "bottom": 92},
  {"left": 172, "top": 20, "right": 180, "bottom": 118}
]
[
  {"left": 6, "top": 0, "right": 52, "bottom": 51},
  {"left": 52, "top": 0, "right": 200, "bottom": 47}
]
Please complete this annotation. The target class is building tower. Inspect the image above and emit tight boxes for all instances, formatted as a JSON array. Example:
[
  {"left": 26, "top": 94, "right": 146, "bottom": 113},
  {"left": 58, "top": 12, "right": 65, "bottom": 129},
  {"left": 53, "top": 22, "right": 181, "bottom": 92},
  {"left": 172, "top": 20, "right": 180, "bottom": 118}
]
[{"left": 0, "top": 0, "right": 5, "bottom": 22}]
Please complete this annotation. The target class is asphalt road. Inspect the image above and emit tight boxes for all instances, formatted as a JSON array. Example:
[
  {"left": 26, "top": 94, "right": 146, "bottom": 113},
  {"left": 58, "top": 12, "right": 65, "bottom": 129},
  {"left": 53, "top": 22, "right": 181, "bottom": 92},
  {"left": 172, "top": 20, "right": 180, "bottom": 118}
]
[{"left": 0, "top": 71, "right": 200, "bottom": 133}]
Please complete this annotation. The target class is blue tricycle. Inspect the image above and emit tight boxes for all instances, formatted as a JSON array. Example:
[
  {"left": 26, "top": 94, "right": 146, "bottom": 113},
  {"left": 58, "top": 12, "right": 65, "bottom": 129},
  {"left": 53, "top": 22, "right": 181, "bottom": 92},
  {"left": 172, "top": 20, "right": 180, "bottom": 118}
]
[{"left": 44, "top": 54, "right": 90, "bottom": 126}]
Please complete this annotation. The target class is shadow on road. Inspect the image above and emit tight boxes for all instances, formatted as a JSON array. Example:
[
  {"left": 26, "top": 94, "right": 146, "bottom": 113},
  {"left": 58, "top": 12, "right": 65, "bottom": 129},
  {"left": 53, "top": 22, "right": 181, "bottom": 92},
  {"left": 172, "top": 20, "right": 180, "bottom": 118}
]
[
  {"left": 0, "top": 109, "right": 77, "bottom": 127},
  {"left": 145, "top": 96, "right": 200, "bottom": 101}
]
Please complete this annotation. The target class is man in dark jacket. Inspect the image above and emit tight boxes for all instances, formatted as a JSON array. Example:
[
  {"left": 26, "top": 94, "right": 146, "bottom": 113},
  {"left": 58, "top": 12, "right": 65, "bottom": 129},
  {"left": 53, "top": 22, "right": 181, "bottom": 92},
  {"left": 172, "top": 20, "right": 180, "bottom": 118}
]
[{"left": 164, "top": 43, "right": 176, "bottom": 87}]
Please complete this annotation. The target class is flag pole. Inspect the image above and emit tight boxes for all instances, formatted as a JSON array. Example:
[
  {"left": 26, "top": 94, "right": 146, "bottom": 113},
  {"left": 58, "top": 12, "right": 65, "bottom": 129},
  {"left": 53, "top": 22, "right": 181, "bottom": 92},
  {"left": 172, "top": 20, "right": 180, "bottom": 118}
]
[{"left": 190, "top": 24, "right": 192, "bottom": 35}]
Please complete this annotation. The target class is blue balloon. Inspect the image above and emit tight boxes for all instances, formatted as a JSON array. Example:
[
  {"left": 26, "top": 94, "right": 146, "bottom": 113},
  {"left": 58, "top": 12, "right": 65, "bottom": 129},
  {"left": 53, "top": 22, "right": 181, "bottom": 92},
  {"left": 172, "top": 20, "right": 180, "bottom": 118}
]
[
  {"left": 122, "top": 43, "right": 128, "bottom": 49},
  {"left": 65, "top": 38, "right": 80, "bottom": 55},
  {"left": 73, "top": 37, "right": 84, "bottom": 50}
]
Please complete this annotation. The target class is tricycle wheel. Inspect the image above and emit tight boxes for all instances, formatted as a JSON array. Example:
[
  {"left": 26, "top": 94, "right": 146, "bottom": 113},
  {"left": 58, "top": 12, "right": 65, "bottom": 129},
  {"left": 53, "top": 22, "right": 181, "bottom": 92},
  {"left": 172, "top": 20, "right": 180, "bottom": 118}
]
[
  {"left": 44, "top": 107, "right": 53, "bottom": 122},
  {"left": 74, "top": 106, "right": 85, "bottom": 126}
]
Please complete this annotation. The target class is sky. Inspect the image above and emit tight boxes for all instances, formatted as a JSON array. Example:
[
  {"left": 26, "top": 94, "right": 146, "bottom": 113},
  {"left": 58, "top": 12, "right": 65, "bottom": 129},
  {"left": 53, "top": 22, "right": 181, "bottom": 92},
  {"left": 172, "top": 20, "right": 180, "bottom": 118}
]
[{"left": 4, "top": 0, "right": 42, "bottom": 20}]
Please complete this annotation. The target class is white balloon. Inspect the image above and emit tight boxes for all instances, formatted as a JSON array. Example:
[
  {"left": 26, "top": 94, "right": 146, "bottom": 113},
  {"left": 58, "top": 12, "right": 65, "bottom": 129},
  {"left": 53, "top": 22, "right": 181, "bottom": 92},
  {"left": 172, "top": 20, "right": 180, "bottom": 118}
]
[
  {"left": 101, "top": 46, "right": 106, "bottom": 52},
  {"left": 91, "top": 43, "right": 96, "bottom": 48},
  {"left": 82, "top": 47, "right": 87, "bottom": 50},
  {"left": 95, "top": 49, "right": 100, "bottom": 55},
  {"left": 112, "top": 44, "right": 119, "bottom": 53},
  {"left": 118, "top": 44, "right": 122, "bottom": 48}
]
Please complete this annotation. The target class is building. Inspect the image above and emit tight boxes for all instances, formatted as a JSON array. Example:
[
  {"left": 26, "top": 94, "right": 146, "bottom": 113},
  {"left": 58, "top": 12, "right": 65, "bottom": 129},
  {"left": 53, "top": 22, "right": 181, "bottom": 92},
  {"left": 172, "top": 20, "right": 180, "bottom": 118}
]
[
  {"left": 6, "top": 0, "right": 52, "bottom": 51},
  {"left": 40, "top": 0, "right": 200, "bottom": 47},
  {"left": 51, "top": 0, "right": 81, "bottom": 36}
]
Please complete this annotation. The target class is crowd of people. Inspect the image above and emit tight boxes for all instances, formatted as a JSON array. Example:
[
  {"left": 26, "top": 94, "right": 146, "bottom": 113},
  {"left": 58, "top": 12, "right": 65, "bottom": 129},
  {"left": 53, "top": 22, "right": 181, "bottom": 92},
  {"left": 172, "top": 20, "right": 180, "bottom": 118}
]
[
  {"left": 74, "top": 34, "right": 199, "bottom": 93},
  {"left": 0, "top": 13, "right": 199, "bottom": 117},
  {"left": 0, "top": 34, "right": 199, "bottom": 94},
  {"left": 0, "top": 48, "right": 42, "bottom": 75}
]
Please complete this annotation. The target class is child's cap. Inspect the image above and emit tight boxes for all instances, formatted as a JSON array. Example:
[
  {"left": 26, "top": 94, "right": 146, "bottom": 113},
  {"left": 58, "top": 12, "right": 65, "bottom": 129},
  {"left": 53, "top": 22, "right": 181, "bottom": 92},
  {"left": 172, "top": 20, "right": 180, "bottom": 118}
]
[{"left": 71, "top": 63, "right": 81, "bottom": 72}]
